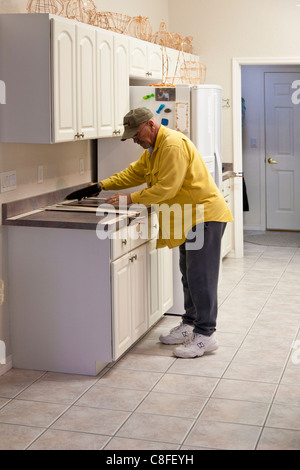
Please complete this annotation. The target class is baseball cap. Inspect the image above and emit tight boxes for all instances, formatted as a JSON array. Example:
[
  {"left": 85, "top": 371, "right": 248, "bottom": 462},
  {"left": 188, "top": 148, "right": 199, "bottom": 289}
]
[{"left": 121, "top": 108, "right": 153, "bottom": 141}]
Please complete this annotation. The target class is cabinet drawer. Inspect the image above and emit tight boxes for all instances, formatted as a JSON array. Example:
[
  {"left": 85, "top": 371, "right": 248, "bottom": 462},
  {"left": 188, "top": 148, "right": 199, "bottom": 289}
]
[
  {"left": 129, "top": 218, "right": 148, "bottom": 251},
  {"left": 111, "top": 226, "right": 131, "bottom": 260},
  {"left": 111, "top": 220, "right": 149, "bottom": 261}
]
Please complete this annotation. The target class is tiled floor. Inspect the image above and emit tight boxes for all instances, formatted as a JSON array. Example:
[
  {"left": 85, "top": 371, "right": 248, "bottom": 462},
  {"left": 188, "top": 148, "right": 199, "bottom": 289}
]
[{"left": 0, "top": 240, "right": 300, "bottom": 450}]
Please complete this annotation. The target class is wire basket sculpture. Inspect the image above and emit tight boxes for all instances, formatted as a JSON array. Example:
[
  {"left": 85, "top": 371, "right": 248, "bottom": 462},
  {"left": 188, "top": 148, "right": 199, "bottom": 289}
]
[
  {"left": 127, "top": 16, "right": 152, "bottom": 42},
  {"left": 106, "top": 12, "right": 132, "bottom": 34},
  {"left": 182, "top": 36, "right": 193, "bottom": 53},
  {"left": 27, "top": 0, "right": 64, "bottom": 14},
  {"left": 93, "top": 11, "right": 111, "bottom": 29},
  {"left": 151, "top": 21, "right": 173, "bottom": 48},
  {"left": 65, "top": 0, "right": 97, "bottom": 25},
  {"left": 180, "top": 59, "right": 206, "bottom": 85}
]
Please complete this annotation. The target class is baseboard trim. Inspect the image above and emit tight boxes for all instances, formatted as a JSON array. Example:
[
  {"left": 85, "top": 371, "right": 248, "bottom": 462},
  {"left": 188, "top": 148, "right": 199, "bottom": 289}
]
[{"left": 0, "top": 355, "right": 12, "bottom": 376}]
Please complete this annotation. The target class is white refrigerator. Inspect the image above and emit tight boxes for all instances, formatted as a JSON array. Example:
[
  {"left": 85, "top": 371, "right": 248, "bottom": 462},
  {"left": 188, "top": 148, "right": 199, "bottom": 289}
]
[{"left": 130, "top": 84, "right": 223, "bottom": 315}]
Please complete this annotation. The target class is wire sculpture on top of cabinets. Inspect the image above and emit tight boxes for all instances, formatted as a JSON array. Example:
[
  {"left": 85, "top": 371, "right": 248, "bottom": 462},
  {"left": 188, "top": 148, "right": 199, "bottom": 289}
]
[
  {"left": 65, "top": 0, "right": 97, "bottom": 25},
  {"left": 26, "top": 2, "right": 206, "bottom": 85},
  {"left": 127, "top": 16, "right": 152, "bottom": 42},
  {"left": 27, "top": 0, "right": 64, "bottom": 14}
]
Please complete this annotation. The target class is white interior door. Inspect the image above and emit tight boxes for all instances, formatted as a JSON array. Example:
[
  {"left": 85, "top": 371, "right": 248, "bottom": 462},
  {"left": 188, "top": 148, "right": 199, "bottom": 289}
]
[{"left": 265, "top": 72, "right": 300, "bottom": 230}]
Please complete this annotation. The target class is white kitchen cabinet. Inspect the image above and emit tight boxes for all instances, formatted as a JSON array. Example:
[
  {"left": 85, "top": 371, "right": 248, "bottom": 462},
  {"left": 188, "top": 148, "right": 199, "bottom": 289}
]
[
  {"left": 113, "top": 35, "right": 130, "bottom": 136},
  {"left": 0, "top": 14, "right": 98, "bottom": 143},
  {"left": 75, "top": 23, "right": 97, "bottom": 140},
  {"left": 112, "top": 243, "right": 148, "bottom": 360},
  {"left": 147, "top": 240, "right": 173, "bottom": 327},
  {"left": 129, "top": 37, "right": 162, "bottom": 80},
  {"left": 0, "top": 14, "right": 53, "bottom": 143},
  {"left": 52, "top": 19, "right": 77, "bottom": 141},
  {"left": 0, "top": 13, "right": 128, "bottom": 143},
  {"left": 147, "top": 238, "right": 161, "bottom": 327},
  {"left": 221, "top": 178, "right": 233, "bottom": 258},
  {"left": 52, "top": 18, "right": 97, "bottom": 142},
  {"left": 7, "top": 209, "right": 173, "bottom": 374},
  {"left": 97, "top": 29, "right": 129, "bottom": 138},
  {"left": 8, "top": 227, "right": 112, "bottom": 376},
  {"left": 160, "top": 245, "right": 173, "bottom": 313}
]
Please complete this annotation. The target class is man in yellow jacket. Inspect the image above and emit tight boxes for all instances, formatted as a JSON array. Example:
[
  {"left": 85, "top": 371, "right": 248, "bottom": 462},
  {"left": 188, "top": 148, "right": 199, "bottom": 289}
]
[{"left": 100, "top": 107, "right": 233, "bottom": 358}]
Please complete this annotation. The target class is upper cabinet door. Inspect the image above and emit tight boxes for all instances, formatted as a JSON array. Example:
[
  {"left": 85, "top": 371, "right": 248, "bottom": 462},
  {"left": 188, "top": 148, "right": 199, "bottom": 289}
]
[
  {"left": 147, "top": 43, "right": 162, "bottom": 79},
  {"left": 96, "top": 29, "right": 114, "bottom": 137},
  {"left": 113, "top": 35, "right": 130, "bottom": 134},
  {"left": 129, "top": 38, "right": 162, "bottom": 79},
  {"left": 76, "top": 24, "right": 97, "bottom": 140},
  {"left": 129, "top": 38, "right": 148, "bottom": 77},
  {"left": 52, "top": 19, "right": 77, "bottom": 142}
]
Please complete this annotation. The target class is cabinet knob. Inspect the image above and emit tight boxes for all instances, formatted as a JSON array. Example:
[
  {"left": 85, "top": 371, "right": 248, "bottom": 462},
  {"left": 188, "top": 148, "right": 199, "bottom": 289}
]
[
  {"left": 146, "top": 71, "right": 153, "bottom": 76},
  {"left": 75, "top": 132, "right": 85, "bottom": 139},
  {"left": 129, "top": 254, "right": 137, "bottom": 262},
  {"left": 122, "top": 239, "right": 127, "bottom": 245}
]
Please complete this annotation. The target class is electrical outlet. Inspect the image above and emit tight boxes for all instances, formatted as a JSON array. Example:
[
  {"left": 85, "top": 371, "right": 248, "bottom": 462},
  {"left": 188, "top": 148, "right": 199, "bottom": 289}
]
[
  {"left": 37, "top": 165, "right": 43, "bottom": 184},
  {"left": 79, "top": 158, "right": 84, "bottom": 175},
  {"left": 0, "top": 170, "right": 17, "bottom": 192}
]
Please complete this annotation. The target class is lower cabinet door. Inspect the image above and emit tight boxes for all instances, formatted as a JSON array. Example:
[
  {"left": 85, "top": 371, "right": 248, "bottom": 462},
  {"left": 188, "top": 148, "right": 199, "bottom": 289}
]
[
  {"left": 112, "top": 253, "right": 132, "bottom": 360},
  {"left": 130, "top": 244, "right": 148, "bottom": 343},
  {"left": 148, "top": 238, "right": 162, "bottom": 327},
  {"left": 112, "top": 244, "right": 148, "bottom": 360}
]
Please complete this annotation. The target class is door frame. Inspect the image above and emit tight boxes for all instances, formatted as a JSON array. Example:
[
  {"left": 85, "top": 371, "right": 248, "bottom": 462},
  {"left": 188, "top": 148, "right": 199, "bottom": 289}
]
[{"left": 232, "top": 57, "right": 300, "bottom": 257}]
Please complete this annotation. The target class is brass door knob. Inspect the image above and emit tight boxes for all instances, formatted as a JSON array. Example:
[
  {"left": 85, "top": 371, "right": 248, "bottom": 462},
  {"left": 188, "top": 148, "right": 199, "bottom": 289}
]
[{"left": 268, "top": 157, "right": 278, "bottom": 164}]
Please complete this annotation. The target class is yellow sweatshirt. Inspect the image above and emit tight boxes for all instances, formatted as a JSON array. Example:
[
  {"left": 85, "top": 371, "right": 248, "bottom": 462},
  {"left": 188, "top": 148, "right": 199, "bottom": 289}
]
[{"left": 101, "top": 126, "right": 233, "bottom": 248}]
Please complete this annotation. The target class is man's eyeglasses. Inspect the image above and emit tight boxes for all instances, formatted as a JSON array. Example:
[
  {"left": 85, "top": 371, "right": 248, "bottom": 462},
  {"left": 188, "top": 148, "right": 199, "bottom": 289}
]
[{"left": 133, "top": 121, "right": 148, "bottom": 140}]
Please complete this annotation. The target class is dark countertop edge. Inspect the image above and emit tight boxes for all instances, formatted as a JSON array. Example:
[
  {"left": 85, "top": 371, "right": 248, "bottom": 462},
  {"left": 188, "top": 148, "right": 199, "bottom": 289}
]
[
  {"left": 3, "top": 218, "right": 98, "bottom": 231},
  {"left": 2, "top": 183, "right": 90, "bottom": 222},
  {"left": 222, "top": 163, "right": 233, "bottom": 181}
]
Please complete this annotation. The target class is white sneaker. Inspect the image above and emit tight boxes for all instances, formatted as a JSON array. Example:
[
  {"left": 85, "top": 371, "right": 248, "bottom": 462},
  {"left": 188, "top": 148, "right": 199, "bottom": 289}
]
[
  {"left": 173, "top": 333, "right": 218, "bottom": 358},
  {"left": 159, "top": 322, "right": 194, "bottom": 345}
]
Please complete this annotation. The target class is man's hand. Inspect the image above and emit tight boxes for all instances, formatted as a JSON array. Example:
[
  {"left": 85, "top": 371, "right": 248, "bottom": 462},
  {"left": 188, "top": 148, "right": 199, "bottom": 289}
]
[{"left": 104, "top": 193, "right": 132, "bottom": 207}]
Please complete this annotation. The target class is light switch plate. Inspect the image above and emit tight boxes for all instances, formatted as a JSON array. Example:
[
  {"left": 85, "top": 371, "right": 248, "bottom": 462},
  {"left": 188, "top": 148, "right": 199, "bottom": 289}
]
[{"left": 0, "top": 171, "right": 17, "bottom": 192}]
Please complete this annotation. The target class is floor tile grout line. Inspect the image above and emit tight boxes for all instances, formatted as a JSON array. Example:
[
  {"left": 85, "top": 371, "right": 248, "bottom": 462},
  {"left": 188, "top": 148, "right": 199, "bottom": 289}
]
[
  {"left": 251, "top": 248, "right": 300, "bottom": 449},
  {"left": 102, "top": 358, "right": 185, "bottom": 449},
  {"left": 254, "top": 323, "right": 300, "bottom": 450},
  {"left": 22, "top": 372, "right": 113, "bottom": 450}
]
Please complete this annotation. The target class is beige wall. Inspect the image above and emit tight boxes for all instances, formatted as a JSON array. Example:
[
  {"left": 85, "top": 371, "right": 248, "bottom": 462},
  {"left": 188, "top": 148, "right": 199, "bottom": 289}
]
[{"left": 169, "top": 0, "right": 300, "bottom": 162}]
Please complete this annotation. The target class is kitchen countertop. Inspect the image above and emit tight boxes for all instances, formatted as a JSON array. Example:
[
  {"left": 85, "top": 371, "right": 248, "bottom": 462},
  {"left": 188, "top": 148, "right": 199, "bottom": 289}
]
[
  {"left": 2, "top": 184, "right": 137, "bottom": 231},
  {"left": 3, "top": 165, "right": 234, "bottom": 230},
  {"left": 222, "top": 162, "right": 234, "bottom": 180}
]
